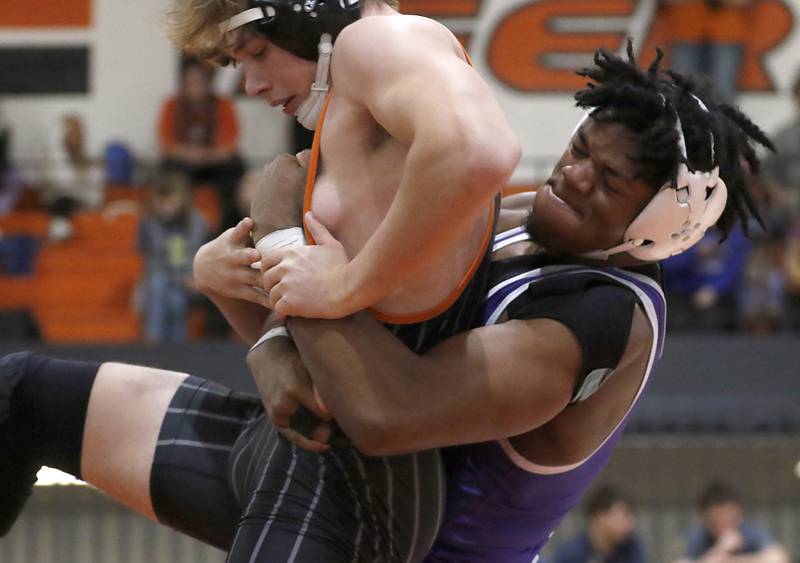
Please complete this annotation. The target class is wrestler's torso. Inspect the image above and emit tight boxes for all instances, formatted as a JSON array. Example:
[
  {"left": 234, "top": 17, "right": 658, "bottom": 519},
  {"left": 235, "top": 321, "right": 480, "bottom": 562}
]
[
  {"left": 309, "top": 14, "right": 492, "bottom": 318},
  {"left": 427, "top": 245, "right": 666, "bottom": 562}
]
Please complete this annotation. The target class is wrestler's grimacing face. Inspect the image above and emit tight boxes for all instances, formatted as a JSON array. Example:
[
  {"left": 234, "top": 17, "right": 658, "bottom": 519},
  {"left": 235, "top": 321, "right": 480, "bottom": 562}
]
[
  {"left": 528, "top": 118, "right": 656, "bottom": 256},
  {"left": 228, "top": 34, "right": 316, "bottom": 117}
]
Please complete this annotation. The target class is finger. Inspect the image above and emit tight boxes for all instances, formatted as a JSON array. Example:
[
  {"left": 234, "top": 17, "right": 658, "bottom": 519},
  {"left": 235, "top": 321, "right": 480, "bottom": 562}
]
[
  {"left": 295, "top": 150, "right": 311, "bottom": 168},
  {"left": 272, "top": 297, "right": 289, "bottom": 321},
  {"left": 295, "top": 386, "right": 332, "bottom": 421},
  {"left": 304, "top": 212, "right": 336, "bottom": 246},
  {"left": 278, "top": 427, "right": 330, "bottom": 453},
  {"left": 289, "top": 405, "right": 326, "bottom": 436},
  {"left": 261, "top": 265, "right": 287, "bottom": 294},
  {"left": 238, "top": 286, "right": 273, "bottom": 308},
  {"left": 311, "top": 423, "right": 332, "bottom": 444},
  {"left": 235, "top": 266, "right": 263, "bottom": 288},
  {"left": 269, "top": 410, "right": 292, "bottom": 430},
  {"left": 231, "top": 217, "right": 254, "bottom": 244},
  {"left": 313, "top": 386, "right": 332, "bottom": 419},
  {"left": 260, "top": 247, "right": 290, "bottom": 271},
  {"left": 272, "top": 295, "right": 296, "bottom": 320},
  {"left": 239, "top": 247, "right": 262, "bottom": 266}
]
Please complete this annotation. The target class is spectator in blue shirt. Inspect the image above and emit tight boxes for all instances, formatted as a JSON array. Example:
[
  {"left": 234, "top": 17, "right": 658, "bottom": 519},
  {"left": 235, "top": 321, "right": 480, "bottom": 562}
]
[
  {"left": 662, "top": 226, "right": 750, "bottom": 331},
  {"left": 554, "top": 486, "right": 645, "bottom": 563},
  {"left": 678, "top": 481, "right": 789, "bottom": 563}
]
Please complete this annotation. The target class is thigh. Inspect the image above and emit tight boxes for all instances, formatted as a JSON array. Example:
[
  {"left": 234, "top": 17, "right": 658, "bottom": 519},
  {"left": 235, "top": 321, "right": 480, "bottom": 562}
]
[
  {"left": 151, "top": 376, "right": 263, "bottom": 550},
  {"left": 82, "top": 366, "right": 260, "bottom": 551},
  {"left": 228, "top": 423, "right": 445, "bottom": 563},
  {"left": 81, "top": 363, "right": 188, "bottom": 519}
]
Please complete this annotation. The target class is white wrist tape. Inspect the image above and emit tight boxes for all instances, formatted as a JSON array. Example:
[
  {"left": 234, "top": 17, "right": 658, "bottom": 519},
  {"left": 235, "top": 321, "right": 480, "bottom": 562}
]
[
  {"left": 249, "top": 326, "right": 291, "bottom": 353},
  {"left": 251, "top": 227, "right": 307, "bottom": 269}
]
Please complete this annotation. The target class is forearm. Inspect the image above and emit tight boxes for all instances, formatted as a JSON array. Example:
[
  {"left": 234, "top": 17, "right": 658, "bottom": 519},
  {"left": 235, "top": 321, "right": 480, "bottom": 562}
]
[
  {"left": 288, "top": 314, "right": 413, "bottom": 449},
  {"left": 287, "top": 314, "right": 572, "bottom": 455},
  {"left": 250, "top": 154, "right": 306, "bottom": 242},
  {"left": 206, "top": 290, "right": 270, "bottom": 345}
]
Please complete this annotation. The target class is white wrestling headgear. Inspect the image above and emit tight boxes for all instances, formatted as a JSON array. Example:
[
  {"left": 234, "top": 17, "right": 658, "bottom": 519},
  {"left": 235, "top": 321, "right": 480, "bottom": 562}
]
[{"left": 582, "top": 94, "right": 728, "bottom": 262}]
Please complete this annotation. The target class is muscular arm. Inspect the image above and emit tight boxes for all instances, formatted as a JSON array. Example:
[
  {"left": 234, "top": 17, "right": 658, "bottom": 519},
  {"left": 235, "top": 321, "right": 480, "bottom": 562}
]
[
  {"left": 287, "top": 312, "right": 581, "bottom": 456},
  {"left": 328, "top": 18, "right": 521, "bottom": 311}
]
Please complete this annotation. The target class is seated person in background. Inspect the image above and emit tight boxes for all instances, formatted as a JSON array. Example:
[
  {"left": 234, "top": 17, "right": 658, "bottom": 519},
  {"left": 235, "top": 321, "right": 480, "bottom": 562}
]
[
  {"left": 157, "top": 56, "right": 245, "bottom": 230},
  {"left": 661, "top": 226, "right": 750, "bottom": 331},
  {"left": 761, "top": 68, "right": 800, "bottom": 329},
  {"left": 42, "top": 113, "right": 104, "bottom": 241},
  {"left": 553, "top": 485, "right": 645, "bottom": 563},
  {"left": 737, "top": 229, "right": 786, "bottom": 334},
  {"left": 0, "top": 106, "right": 28, "bottom": 216},
  {"left": 678, "top": 481, "right": 789, "bottom": 563},
  {"left": 137, "top": 166, "right": 209, "bottom": 343}
]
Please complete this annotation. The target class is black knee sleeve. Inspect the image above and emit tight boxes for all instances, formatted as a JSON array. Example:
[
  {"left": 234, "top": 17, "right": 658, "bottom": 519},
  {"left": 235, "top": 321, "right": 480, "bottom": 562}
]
[{"left": 8, "top": 352, "right": 100, "bottom": 479}]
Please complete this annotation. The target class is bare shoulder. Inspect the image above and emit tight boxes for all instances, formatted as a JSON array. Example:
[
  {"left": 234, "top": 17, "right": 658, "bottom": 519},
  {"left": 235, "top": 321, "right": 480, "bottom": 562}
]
[
  {"left": 332, "top": 14, "right": 465, "bottom": 82},
  {"left": 337, "top": 14, "right": 461, "bottom": 53}
]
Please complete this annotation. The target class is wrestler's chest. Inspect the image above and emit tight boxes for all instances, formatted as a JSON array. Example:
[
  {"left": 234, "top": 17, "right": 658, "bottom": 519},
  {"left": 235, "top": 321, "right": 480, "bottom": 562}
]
[{"left": 312, "top": 120, "right": 406, "bottom": 244}]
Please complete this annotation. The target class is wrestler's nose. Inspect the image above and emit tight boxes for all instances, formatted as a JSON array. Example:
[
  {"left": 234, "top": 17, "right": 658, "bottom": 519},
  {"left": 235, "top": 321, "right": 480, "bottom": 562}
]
[
  {"left": 244, "top": 68, "right": 271, "bottom": 98},
  {"left": 562, "top": 161, "right": 595, "bottom": 194}
]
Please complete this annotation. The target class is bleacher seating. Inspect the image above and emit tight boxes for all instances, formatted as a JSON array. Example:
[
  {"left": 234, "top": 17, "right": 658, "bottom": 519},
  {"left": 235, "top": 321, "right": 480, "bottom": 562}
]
[{"left": 0, "top": 184, "right": 221, "bottom": 343}]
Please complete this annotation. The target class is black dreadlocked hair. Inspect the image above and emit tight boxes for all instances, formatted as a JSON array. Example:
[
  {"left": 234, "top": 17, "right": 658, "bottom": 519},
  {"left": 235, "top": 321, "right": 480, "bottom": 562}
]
[{"left": 574, "top": 40, "right": 775, "bottom": 237}]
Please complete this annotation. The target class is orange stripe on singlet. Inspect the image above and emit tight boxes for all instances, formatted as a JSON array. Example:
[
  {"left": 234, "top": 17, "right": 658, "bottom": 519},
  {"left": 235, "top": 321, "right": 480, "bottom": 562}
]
[{"left": 302, "top": 47, "right": 495, "bottom": 325}]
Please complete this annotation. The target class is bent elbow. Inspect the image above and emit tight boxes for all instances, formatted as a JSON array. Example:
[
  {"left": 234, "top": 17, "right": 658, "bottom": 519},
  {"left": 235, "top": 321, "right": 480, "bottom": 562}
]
[{"left": 461, "top": 136, "right": 521, "bottom": 196}]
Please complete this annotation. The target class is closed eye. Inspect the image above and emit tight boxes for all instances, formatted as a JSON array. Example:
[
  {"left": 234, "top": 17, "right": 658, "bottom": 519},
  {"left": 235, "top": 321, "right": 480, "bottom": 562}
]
[{"left": 570, "top": 143, "right": 589, "bottom": 159}]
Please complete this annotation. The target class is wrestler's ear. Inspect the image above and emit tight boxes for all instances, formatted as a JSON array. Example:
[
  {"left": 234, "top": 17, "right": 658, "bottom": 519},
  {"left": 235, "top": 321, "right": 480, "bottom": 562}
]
[{"left": 304, "top": 212, "right": 338, "bottom": 247}]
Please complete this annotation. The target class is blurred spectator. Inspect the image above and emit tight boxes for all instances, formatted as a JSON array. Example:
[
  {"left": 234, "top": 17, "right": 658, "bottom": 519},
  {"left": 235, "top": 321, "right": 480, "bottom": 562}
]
[
  {"left": 785, "top": 220, "right": 800, "bottom": 330},
  {"left": 761, "top": 69, "right": 800, "bottom": 330},
  {"left": 553, "top": 486, "right": 645, "bottom": 563},
  {"left": 236, "top": 168, "right": 261, "bottom": 220},
  {"left": 0, "top": 103, "right": 28, "bottom": 215},
  {"left": 677, "top": 481, "right": 789, "bottom": 563},
  {"left": 158, "top": 56, "right": 245, "bottom": 232},
  {"left": 661, "top": 0, "right": 755, "bottom": 102},
  {"left": 738, "top": 230, "right": 786, "bottom": 334},
  {"left": 662, "top": 226, "right": 750, "bottom": 331},
  {"left": 42, "top": 113, "right": 104, "bottom": 241},
  {"left": 760, "top": 69, "right": 800, "bottom": 223},
  {"left": 137, "top": 166, "right": 209, "bottom": 343}
]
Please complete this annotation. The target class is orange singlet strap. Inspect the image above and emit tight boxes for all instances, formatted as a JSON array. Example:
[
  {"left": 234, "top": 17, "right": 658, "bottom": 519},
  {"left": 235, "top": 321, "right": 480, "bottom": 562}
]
[
  {"left": 369, "top": 195, "right": 496, "bottom": 325},
  {"left": 302, "top": 44, "right": 498, "bottom": 325},
  {"left": 303, "top": 91, "right": 333, "bottom": 239}
]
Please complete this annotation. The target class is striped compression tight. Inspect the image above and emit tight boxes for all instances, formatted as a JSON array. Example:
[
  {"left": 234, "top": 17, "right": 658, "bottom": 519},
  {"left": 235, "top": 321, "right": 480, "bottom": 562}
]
[{"left": 150, "top": 376, "right": 445, "bottom": 563}]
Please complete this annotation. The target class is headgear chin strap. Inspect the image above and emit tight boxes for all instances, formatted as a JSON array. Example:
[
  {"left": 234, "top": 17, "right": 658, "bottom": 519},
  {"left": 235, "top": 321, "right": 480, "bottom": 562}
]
[
  {"left": 581, "top": 95, "right": 728, "bottom": 262},
  {"left": 295, "top": 33, "right": 333, "bottom": 130}
]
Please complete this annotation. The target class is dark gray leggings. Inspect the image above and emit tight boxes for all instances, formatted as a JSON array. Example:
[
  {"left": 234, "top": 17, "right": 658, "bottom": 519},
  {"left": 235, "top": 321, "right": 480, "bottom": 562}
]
[{"left": 150, "top": 376, "right": 444, "bottom": 563}]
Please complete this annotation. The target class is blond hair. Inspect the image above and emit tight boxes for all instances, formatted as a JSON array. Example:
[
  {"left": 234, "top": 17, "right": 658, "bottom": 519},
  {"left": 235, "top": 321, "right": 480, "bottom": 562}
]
[
  {"left": 164, "top": 0, "right": 398, "bottom": 59},
  {"left": 164, "top": 0, "right": 248, "bottom": 59}
]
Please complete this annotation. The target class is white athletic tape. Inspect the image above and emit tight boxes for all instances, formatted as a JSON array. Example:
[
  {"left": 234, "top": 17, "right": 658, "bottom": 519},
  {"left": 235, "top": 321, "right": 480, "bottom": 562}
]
[
  {"left": 251, "top": 227, "right": 307, "bottom": 269},
  {"left": 249, "top": 326, "right": 291, "bottom": 353}
]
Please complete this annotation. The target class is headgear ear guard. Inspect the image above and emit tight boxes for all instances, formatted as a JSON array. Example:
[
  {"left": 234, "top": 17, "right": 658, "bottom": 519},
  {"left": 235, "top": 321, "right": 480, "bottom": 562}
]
[
  {"left": 582, "top": 95, "right": 728, "bottom": 262},
  {"left": 221, "top": 0, "right": 361, "bottom": 130}
]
